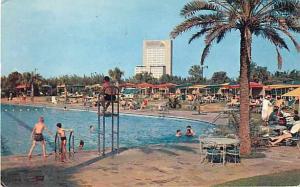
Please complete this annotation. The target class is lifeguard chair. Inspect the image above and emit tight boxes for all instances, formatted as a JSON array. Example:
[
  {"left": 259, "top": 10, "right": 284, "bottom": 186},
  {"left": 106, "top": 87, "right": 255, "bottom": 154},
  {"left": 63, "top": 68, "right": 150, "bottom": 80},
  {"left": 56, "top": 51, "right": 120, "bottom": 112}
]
[{"left": 97, "top": 86, "right": 120, "bottom": 156}]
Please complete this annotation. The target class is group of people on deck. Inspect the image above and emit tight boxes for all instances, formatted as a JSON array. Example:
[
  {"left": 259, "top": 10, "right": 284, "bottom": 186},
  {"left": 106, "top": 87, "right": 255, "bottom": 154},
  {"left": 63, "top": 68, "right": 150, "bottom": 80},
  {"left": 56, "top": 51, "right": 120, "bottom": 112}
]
[{"left": 260, "top": 95, "right": 300, "bottom": 146}]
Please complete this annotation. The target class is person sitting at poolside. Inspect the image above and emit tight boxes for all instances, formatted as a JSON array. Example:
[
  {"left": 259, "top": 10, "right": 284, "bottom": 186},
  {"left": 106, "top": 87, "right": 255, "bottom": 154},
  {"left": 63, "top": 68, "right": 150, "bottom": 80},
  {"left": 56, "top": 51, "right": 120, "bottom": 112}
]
[
  {"left": 278, "top": 113, "right": 287, "bottom": 126},
  {"left": 28, "top": 117, "right": 52, "bottom": 159},
  {"left": 101, "top": 76, "right": 116, "bottom": 112},
  {"left": 176, "top": 130, "right": 182, "bottom": 137},
  {"left": 120, "top": 99, "right": 127, "bottom": 110},
  {"left": 140, "top": 99, "right": 148, "bottom": 110},
  {"left": 227, "top": 96, "right": 238, "bottom": 107},
  {"left": 56, "top": 123, "right": 73, "bottom": 162},
  {"left": 185, "top": 125, "right": 195, "bottom": 137},
  {"left": 268, "top": 108, "right": 280, "bottom": 126},
  {"left": 269, "top": 117, "right": 300, "bottom": 146}
]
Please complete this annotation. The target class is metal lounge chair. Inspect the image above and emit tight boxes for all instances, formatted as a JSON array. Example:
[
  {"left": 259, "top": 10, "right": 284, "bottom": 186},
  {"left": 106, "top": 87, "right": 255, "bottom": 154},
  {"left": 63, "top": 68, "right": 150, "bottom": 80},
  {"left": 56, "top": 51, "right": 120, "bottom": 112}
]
[
  {"left": 206, "top": 144, "right": 223, "bottom": 164},
  {"left": 226, "top": 144, "right": 240, "bottom": 164},
  {"left": 284, "top": 132, "right": 300, "bottom": 150}
]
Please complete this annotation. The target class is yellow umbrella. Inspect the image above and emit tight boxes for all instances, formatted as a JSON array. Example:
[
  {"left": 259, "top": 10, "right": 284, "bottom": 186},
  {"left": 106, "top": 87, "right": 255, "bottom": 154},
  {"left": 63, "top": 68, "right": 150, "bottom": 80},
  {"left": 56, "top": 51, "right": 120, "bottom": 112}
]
[
  {"left": 282, "top": 87, "right": 300, "bottom": 97},
  {"left": 282, "top": 87, "right": 300, "bottom": 112}
]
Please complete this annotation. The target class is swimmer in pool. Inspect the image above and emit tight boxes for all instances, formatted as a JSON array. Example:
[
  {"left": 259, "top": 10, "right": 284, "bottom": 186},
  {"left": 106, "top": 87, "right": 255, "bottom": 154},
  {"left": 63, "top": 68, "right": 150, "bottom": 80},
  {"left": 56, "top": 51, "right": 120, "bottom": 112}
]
[
  {"left": 28, "top": 117, "right": 52, "bottom": 159},
  {"left": 185, "top": 125, "right": 195, "bottom": 137},
  {"left": 176, "top": 130, "right": 182, "bottom": 137},
  {"left": 79, "top": 140, "right": 84, "bottom": 150},
  {"left": 89, "top": 125, "right": 95, "bottom": 133},
  {"left": 56, "top": 123, "right": 73, "bottom": 162}
]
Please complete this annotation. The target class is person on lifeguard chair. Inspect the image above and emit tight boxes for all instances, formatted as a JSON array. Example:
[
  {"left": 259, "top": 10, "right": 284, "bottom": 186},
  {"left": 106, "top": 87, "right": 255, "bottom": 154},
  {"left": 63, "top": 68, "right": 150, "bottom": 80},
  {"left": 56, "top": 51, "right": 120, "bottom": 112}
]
[{"left": 101, "top": 76, "right": 116, "bottom": 112}]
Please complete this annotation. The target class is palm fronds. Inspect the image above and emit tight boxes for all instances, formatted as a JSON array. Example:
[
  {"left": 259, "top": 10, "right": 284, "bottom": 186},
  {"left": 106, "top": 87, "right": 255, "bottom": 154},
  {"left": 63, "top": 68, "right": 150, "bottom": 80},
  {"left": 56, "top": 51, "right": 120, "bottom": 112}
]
[{"left": 170, "top": 0, "right": 299, "bottom": 68}]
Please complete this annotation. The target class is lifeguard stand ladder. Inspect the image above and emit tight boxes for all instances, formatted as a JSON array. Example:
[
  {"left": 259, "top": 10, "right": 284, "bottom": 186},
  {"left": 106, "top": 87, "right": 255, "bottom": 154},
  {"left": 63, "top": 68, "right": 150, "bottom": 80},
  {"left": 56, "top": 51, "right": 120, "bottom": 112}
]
[
  {"left": 97, "top": 86, "right": 120, "bottom": 156},
  {"left": 54, "top": 131, "right": 75, "bottom": 160}
]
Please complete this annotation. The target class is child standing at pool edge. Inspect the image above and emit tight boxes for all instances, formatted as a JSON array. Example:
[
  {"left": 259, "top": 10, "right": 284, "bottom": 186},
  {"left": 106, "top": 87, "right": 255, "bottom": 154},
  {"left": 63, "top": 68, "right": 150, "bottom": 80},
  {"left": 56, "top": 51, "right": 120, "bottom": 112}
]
[{"left": 56, "top": 123, "right": 73, "bottom": 162}]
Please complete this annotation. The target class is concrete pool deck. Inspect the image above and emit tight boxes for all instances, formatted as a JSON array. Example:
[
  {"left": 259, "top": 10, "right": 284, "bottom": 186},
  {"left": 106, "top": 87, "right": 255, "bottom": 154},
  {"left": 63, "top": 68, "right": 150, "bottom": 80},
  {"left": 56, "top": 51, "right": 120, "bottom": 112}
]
[
  {"left": 2, "top": 99, "right": 300, "bottom": 186},
  {"left": 1, "top": 144, "right": 300, "bottom": 186}
]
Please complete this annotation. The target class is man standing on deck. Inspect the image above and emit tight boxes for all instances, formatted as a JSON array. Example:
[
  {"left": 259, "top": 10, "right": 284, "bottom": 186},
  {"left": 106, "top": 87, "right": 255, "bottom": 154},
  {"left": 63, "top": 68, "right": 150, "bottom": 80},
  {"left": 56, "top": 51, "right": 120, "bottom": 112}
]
[
  {"left": 262, "top": 95, "right": 273, "bottom": 125},
  {"left": 28, "top": 117, "right": 52, "bottom": 159}
]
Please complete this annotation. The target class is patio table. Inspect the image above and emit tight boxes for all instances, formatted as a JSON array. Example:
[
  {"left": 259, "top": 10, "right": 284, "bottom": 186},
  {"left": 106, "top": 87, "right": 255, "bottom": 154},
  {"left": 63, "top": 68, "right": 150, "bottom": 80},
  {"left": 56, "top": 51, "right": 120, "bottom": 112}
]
[{"left": 199, "top": 137, "right": 240, "bottom": 165}]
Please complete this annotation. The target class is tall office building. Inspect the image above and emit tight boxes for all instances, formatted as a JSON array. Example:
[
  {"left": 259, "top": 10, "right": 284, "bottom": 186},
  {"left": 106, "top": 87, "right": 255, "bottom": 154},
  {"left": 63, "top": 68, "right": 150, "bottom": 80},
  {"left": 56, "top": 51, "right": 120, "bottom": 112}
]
[{"left": 135, "top": 40, "right": 172, "bottom": 79}]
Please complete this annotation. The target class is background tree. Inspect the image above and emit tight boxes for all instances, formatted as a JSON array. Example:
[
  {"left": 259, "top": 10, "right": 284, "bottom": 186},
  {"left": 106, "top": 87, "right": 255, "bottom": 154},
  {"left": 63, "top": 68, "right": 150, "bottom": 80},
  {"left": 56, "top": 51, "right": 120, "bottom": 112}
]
[
  {"left": 159, "top": 74, "right": 187, "bottom": 84},
  {"left": 288, "top": 70, "right": 300, "bottom": 81},
  {"left": 188, "top": 65, "right": 203, "bottom": 83},
  {"left": 7, "top": 71, "right": 22, "bottom": 91},
  {"left": 128, "top": 72, "right": 158, "bottom": 84},
  {"left": 171, "top": 0, "right": 300, "bottom": 154},
  {"left": 108, "top": 67, "right": 124, "bottom": 84},
  {"left": 250, "top": 63, "right": 270, "bottom": 83},
  {"left": 210, "top": 71, "right": 231, "bottom": 84}
]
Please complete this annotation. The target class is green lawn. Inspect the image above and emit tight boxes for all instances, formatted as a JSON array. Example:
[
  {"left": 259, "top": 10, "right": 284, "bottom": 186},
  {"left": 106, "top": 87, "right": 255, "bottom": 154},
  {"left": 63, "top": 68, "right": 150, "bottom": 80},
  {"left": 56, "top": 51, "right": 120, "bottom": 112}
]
[{"left": 215, "top": 170, "right": 300, "bottom": 186}]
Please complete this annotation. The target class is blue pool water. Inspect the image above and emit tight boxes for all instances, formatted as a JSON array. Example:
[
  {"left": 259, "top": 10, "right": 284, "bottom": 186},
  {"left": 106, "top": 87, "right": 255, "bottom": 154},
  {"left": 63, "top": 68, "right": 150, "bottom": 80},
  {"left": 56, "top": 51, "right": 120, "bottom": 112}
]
[{"left": 1, "top": 104, "right": 214, "bottom": 156}]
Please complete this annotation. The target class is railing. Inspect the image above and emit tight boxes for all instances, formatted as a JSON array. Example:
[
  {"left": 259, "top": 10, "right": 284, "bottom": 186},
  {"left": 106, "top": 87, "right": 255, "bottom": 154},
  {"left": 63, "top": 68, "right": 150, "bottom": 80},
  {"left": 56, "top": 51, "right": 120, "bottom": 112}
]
[
  {"left": 54, "top": 132, "right": 61, "bottom": 160},
  {"left": 54, "top": 131, "right": 75, "bottom": 160},
  {"left": 68, "top": 131, "right": 75, "bottom": 158}
]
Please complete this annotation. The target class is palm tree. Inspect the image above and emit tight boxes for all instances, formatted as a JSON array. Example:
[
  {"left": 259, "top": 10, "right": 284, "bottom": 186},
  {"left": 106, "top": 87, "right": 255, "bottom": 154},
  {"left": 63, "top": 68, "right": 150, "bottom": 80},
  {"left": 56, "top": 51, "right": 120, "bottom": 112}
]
[
  {"left": 108, "top": 67, "right": 124, "bottom": 85},
  {"left": 171, "top": 0, "right": 299, "bottom": 155},
  {"left": 188, "top": 65, "right": 203, "bottom": 83}
]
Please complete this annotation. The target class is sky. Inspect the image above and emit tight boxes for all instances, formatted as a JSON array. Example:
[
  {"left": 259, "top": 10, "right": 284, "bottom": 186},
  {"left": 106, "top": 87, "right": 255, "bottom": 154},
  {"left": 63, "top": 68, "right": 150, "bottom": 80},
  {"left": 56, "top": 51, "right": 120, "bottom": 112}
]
[{"left": 1, "top": 0, "right": 300, "bottom": 79}]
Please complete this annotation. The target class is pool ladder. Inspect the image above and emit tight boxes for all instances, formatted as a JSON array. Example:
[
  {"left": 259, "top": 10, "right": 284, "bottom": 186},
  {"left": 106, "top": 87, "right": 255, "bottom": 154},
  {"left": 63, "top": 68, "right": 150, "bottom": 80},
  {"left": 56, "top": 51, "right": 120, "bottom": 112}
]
[
  {"left": 54, "top": 131, "right": 75, "bottom": 160},
  {"left": 97, "top": 86, "right": 120, "bottom": 156}
]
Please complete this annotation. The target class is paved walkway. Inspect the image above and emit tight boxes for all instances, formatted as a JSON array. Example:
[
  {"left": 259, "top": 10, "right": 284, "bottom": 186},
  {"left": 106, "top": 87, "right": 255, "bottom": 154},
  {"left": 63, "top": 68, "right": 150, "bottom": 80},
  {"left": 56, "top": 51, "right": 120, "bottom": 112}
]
[{"left": 2, "top": 144, "right": 300, "bottom": 186}]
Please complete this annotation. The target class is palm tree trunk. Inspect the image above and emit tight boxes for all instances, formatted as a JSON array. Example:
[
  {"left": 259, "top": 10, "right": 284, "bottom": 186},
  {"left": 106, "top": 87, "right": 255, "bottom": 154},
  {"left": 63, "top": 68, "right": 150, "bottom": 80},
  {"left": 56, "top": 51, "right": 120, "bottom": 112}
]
[{"left": 239, "top": 27, "right": 252, "bottom": 155}]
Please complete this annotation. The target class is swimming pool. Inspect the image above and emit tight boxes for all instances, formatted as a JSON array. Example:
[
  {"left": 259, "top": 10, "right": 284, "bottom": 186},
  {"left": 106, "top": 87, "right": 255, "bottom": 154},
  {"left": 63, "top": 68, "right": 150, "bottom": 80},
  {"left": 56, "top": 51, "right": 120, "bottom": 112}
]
[{"left": 1, "top": 104, "right": 214, "bottom": 156}]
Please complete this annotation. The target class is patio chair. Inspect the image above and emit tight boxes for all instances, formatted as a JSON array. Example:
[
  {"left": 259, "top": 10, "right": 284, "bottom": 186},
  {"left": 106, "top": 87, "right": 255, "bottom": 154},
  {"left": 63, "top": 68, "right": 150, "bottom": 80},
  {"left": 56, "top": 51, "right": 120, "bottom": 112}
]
[
  {"left": 283, "top": 132, "right": 300, "bottom": 150},
  {"left": 285, "top": 99, "right": 296, "bottom": 110},
  {"left": 226, "top": 144, "right": 240, "bottom": 164},
  {"left": 206, "top": 145, "right": 223, "bottom": 164}
]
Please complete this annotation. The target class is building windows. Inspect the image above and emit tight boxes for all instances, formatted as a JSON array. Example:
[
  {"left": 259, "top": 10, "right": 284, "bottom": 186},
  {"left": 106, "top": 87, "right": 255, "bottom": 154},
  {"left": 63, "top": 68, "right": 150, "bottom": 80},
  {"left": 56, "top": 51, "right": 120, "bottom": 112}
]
[{"left": 135, "top": 40, "right": 172, "bottom": 79}]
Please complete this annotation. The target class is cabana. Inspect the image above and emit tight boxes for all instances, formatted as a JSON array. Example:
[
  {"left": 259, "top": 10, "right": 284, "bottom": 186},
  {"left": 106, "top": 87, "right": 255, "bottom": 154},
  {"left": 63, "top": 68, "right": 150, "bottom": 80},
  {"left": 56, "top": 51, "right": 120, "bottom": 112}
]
[
  {"left": 152, "top": 83, "right": 177, "bottom": 95},
  {"left": 40, "top": 85, "right": 52, "bottom": 96},
  {"left": 136, "top": 83, "right": 154, "bottom": 95},
  {"left": 264, "top": 84, "right": 300, "bottom": 97},
  {"left": 225, "top": 82, "right": 264, "bottom": 98},
  {"left": 176, "top": 83, "right": 193, "bottom": 94},
  {"left": 205, "top": 85, "right": 221, "bottom": 96},
  {"left": 119, "top": 83, "right": 136, "bottom": 89},
  {"left": 85, "top": 84, "right": 102, "bottom": 97},
  {"left": 16, "top": 84, "right": 31, "bottom": 95},
  {"left": 121, "top": 88, "right": 141, "bottom": 99},
  {"left": 188, "top": 84, "right": 207, "bottom": 95},
  {"left": 57, "top": 84, "right": 85, "bottom": 97}
]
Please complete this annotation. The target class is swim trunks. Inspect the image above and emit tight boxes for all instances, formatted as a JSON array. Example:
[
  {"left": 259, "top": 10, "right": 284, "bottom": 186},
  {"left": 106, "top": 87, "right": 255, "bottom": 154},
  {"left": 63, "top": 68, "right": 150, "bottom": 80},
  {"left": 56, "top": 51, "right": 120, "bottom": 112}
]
[
  {"left": 80, "top": 140, "right": 84, "bottom": 146},
  {"left": 104, "top": 94, "right": 116, "bottom": 101},
  {"left": 61, "top": 137, "right": 67, "bottom": 141},
  {"left": 34, "top": 133, "right": 44, "bottom": 141}
]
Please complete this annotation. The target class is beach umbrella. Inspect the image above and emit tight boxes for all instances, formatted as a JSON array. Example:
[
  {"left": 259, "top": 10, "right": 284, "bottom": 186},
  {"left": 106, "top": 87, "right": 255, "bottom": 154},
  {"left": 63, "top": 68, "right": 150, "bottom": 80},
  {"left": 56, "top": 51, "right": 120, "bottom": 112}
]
[
  {"left": 282, "top": 87, "right": 300, "bottom": 112},
  {"left": 282, "top": 87, "right": 300, "bottom": 97}
]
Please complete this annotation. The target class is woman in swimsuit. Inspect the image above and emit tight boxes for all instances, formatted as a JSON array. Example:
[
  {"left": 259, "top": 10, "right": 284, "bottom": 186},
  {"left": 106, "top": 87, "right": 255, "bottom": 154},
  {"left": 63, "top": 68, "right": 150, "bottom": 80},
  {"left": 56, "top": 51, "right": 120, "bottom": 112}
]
[{"left": 56, "top": 123, "right": 73, "bottom": 162}]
